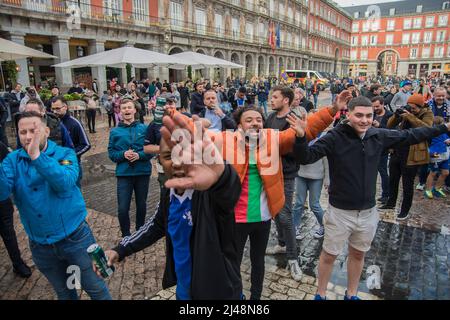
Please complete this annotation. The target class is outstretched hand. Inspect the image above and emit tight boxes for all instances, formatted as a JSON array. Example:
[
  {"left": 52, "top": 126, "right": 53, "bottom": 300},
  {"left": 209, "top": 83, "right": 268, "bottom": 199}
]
[
  {"left": 333, "top": 90, "right": 353, "bottom": 111},
  {"left": 160, "top": 113, "right": 225, "bottom": 191},
  {"left": 286, "top": 113, "right": 307, "bottom": 138}
]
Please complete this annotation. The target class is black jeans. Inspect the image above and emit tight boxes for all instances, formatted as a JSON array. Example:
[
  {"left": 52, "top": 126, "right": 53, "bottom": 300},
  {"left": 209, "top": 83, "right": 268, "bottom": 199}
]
[
  {"left": 0, "top": 122, "right": 8, "bottom": 146},
  {"left": 418, "top": 164, "right": 429, "bottom": 185},
  {"left": 235, "top": 220, "right": 271, "bottom": 300},
  {"left": 0, "top": 198, "right": 24, "bottom": 267},
  {"left": 387, "top": 153, "right": 419, "bottom": 215},
  {"left": 377, "top": 154, "right": 389, "bottom": 198},
  {"left": 107, "top": 113, "right": 116, "bottom": 128},
  {"left": 86, "top": 109, "right": 96, "bottom": 132}
]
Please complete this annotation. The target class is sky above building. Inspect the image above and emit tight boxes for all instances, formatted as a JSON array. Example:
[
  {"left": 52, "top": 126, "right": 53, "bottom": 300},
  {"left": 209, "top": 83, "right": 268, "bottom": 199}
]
[{"left": 334, "top": 0, "right": 398, "bottom": 7}]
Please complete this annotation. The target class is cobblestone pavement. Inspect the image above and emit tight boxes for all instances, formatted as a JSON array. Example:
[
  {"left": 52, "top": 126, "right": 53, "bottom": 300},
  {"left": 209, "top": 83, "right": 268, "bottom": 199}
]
[{"left": 1, "top": 92, "right": 449, "bottom": 300}]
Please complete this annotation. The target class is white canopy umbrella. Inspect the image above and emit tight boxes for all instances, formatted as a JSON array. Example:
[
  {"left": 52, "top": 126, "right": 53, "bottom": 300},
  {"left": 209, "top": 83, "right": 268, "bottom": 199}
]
[
  {"left": 170, "top": 51, "right": 244, "bottom": 70},
  {"left": 52, "top": 46, "right": 186, "bottom": 69},
  {"left": 0, "top": 37, "right": 57, "bottom": 90}
]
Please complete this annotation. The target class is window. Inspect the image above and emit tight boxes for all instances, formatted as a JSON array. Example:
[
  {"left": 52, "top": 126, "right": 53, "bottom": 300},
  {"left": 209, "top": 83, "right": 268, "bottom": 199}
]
[
  {"left": 386, "top": 20, "right": 395, "bottom": 31},
  {"left": 385, "top": 34, "right": 394, "bottom": 45},
  {"left": 403, "top": 18, "right": 412, "bottom": 29},
  {"left": 435, "top": 47, "right": 444, "bottom": 58},
  {"left": 258, "top": 22, "right": 266, "bottom": 44},
  {"left": 232, "top": 17, "right": 239, "bottom": 39},
  {"left": 370, "top": 35, "right": 377, "bottom": 46},
  {"left": 169, "top": 1, "right": 183, "bottom": 28},
  {"left": 438, "top": 15, "right": 448, "bottom": 26},
  {"left": 351, "top": 36, "right": 358, "bottom": 45},
  {"left": 195, "top": 9, "right": 206, "bottom": 35},
  {"left": 295, "top": 11, "right": 300, "bottom": 24},
  {"left": 287, "top": 33, "right": 292, "bottom": 45},
  {"left": 352, "top": 22, "right": 359, "bottom": 32},
  {"left": 269, "top": 0, "right": 274, "bottom": 13},
  {"left": 246, "top": 22, "right": 254, "bottom": 41},
  {"left": 410, "top": 48, "right": 418, "bottom": 58},
  {"left": 133, "top": 0, "right": 148, "bottom": 24},
  {"left": 351, "top": 50, "right": 357, "bottom": 60},
  {"left": 416, "top": 5, "right": 422, "bottom": 13},
  {"left": 413, "top": 18, "right": 422, "bottom": 29},
  {"left": 295, "top": 35, "right": 299, "bottom": 48},
  {"left": 362, "top": 21, "right": 369, "bottom": 32},
  {"left": 371, "top": 20, "right": 380, "bottom": 31},
  {"left": 426, "top": 16, "right": 434, "bottom": 28},
  {"left": 412, "top": 33, "right": 420, "bottom": 44},
  {"left": 360, "top": 50, "right": 368, "bottom": 60},
  {"left": 402, "top": 33, "right": 410, "bottom": 44},
  {"left": 389, "top": 8, "right": 395, "bottom": 16},
  {"left": 424, "top": 31, "right": 432, "bottom": 43},
  {"left": 443, "top": 2, "right": 450, "bottom": 10},
  {"left": 215, "top": 14, "right": 222, "bottom": 34},
  {"left": 104, "top": 0, "right": 122, "bottom": 20},
  {"left": 361, "top": 35, "right": 368, "bottom": 45},
  {"left": 448, "top": 46, "right": 450, "bottom": 57},
  {"left": 422, "top": 47, "right": 430, "bottom": 58},
  {"left": 437, "top": 30, "right": 446, "bottom": 42},
  {"left": 279, "top": 2, "right": 285, "bottom": 17}
]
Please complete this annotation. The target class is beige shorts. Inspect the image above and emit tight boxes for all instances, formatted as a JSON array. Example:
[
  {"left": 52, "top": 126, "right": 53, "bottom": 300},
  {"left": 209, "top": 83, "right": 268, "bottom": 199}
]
[{"left": 322, "top": 205, "right": 379, "bottom": 255}]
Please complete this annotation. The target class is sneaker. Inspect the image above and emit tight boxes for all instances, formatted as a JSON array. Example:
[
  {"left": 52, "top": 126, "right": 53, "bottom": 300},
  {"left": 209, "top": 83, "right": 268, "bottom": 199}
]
[
  {"left": 396, "top": 211, "right": 410, "bottom": 221},
  {"left": 424, "top": 189, "right": 433, "bottom": 199},
  {"left": 344, "top": 290, "right": 361, "bottom": 300},
  {"left": 265, "top": 244, "right": 286, "bottom": 255},
  {"left": 314, "top": 293, "right": 327, "bottom": 300},
  {"left": 295, "top": 227, "right": 302, "bottom": 240},
  {"left": 379, "top": 204, "right": 395, "bottom": 210},
  {"left": 287, "top": 259, "right": 303, "bottom": 281},
  {"left": 433, "top": 188, "right": 447, "bottom": 198},
  {"left": 416, "top": 183, "right": 425, "bottom": 191},
  {"left": 313, "top": 226, "right": 325, "bottom": 239},
  {"left": 13, "top": 263, "right": 32, "bottom": 278}
]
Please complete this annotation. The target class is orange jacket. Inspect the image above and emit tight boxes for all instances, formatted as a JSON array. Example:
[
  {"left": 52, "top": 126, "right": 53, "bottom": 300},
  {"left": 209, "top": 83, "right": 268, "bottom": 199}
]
[{"left": 211, "top": 107, "right": 334, "bottom": 217}]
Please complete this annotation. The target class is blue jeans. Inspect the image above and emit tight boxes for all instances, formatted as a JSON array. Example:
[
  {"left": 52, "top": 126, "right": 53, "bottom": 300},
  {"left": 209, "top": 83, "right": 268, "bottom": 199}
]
[
  {"left": 292, "top": 176, "right": 324, "bottom": 229},
  {"left": 259, "top": 100, "right": 268, "bottom": 116},
  {"left": 29, "top": 221, "right": 111, "bottom": 300},
  {"left": 377, "top": 154, "right": 389, "bottom": 198},
  {"left": 331, "top": 93, "right": 337, "bottom": 104},
  {"left": 117, "top": 175, "right": 150, "bottom": 237},
  {"left": 313, "top": 94, "right": 318, "bottom": 109}
]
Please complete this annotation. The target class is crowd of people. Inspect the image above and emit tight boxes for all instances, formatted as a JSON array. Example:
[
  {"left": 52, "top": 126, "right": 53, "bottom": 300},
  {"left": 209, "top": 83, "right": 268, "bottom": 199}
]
[{"left": 0, "top": 71, "right": 449, "bottom": 301}]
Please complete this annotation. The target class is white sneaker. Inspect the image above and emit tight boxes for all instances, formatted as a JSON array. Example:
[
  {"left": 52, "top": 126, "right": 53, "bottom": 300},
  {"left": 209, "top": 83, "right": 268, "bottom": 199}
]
[
  {"left": 265, "top": 244, "right": 286, "bottom": 255},
  {"left": 295, "top": 227, "right": 302, "bottom": 240},
  {"left": 416, "top": 183, "right": 425, "bottom": 191},
  {"left": 313, "top": 226, "right": 325, "bottom": 239},
  {"left": 287, "top": 259, "right": 303, "bottom": 281}
]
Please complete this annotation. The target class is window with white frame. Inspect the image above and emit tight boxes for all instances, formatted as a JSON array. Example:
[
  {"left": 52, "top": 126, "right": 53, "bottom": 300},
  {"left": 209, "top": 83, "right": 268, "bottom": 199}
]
[
  {"left": 389, "top": 8, "right": 395, "bottom": 16},
  {"left": 215, "top": 14, "right": 223, "bottom": 34},
  {"left": 387, "top": 19, "right": 395, "bottom": 30},
  {"left": 231, "top": 0, "right": 240, "bottom": 6},
  {"left": 403, "top": 18, "right": 412, "bottom": 29},
  {"left": 195, "top": 9, "right": 206, "bottom": 34},
  {"left": 422, "top": 47, "right": 430, "bottom": 58},
  {"left": 258, "top": 22, "right": 266, "bottom": 44},
  {"left": 246, "top": 22, "right": 254, "bottom": 41},
  {"left": 410, "top": 48, "right": 418, "bottom": 58},
  {"left": 352, "top": 22, "right": 359, "bottom": 32},
  {"left": 269, "top": 0, "right": 274, "bottom": 13},
  {"left": 361, "top": 35, "right": 368, "bottom": 45},
  {"left": 424, "top": 31, "right": 432, "bottom": 43},
  {"left": 443, "top": 2, "right": 450, "bottom": 10},
  {"left": 133, "top": 0, "right": 148, "bottom": 24},
  {"left": 169, "top": 1, "right": 183, "bottom": 28},
  {"left": 402, "top": 33, "right": 410, "bottom": 44},
  {"left": 370, "top": 35, "right": 377, "bottom": 45},
  {"left": 232, "top": 17, "right": 239, "bottom": 39},
  {"left": 412, "top": 33, "right": 420, "bottom": 44},
  {"left": 362, "top": 21, "right": 369, "bottom": 32},
  {"left": 26, "top": 0, "right": 50, "bottom": 13},
  {"left": 104, "top": 0, "right": 122, "bottom": 19},
  {"left": 436, "top": 30, "right": 446, "bottom": 42},
  {"left": 385, "top": 34, "right": 394, "bottom": 45},
  {"left": 295, "top": 11, "right": 300, "bottom": 24},
  {"left": 295, "top": 35, "right": 299, "bottom": 48},
  {"left": 426, "top": 16, "right": 434, "bottom": 27},
  {"left": 287, "top": 33, "right": 292, "bottom": 45},
  {"left": 435, "top": 47, "right": 444, "bottom": 58},
  {"left": 438, "top": 15, "right": 448, "bottom": 26},
  {"left": 279, "top": 3, "right": 285, "bottom": 17},
  {"left": 351, "top": 50, "right": 357, "bottom": 60},
  {"left": 360, "top": 50, "right": 368, "bottom": 60},
  {"left": 413, "top": 18, "right": 422, "bottom": 28},
  {"left": 288, "top": 7, "right": 294, "bottom": 23},
  {"left": 416, "top": 5, "right": 422, "bottom": 13},
  {"left": 351, "top": 36, "right": 358, "bottom": 45}
]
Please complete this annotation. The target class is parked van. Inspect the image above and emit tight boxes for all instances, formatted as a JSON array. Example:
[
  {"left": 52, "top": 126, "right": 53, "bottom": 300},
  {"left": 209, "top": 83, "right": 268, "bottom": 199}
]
[{"left": 285, "top": 70, "right": 329, "bottom": 90}]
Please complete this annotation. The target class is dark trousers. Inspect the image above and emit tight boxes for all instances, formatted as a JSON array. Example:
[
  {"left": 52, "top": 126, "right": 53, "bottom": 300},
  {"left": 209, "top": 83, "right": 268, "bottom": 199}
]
[
  {"left": 86, "top": 109, "right": 96, "bottom": 132},
  {"left": 0, "top": 123, "right": 8, "bottom": 146},
  {"left": 117, "top": 175, "right": 150, "bottom": 237},
  {"left": 107, "top": 113, "right": 116, "bottom": 128},
  {"left": 418, "top": 164, "right": 429, "bottom": 185},
  {"left": 387, "top": 154, "right": 418, "bottom": 215},
  {"left": 0, "top": 198, "right": 24, "bottom": 267},
  {"left": 378, "top": 154, "right": 389, "bottom": 198},
  {"left": 235, "top": 221, "right": 271, "bottom": 300}
]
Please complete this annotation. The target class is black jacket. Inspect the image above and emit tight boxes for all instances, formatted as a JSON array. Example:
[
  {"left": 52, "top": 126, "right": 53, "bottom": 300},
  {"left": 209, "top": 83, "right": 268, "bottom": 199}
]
[
  {"left": 189, "top": 92, "right": 205, "bottom": 115},
  {"left": 113, "top": 165, "right": 243, "bottom": 300},
  {"left": 0, "top": 141, "right": 8, "bottom": 161},
  {"left": 294, "top": 123, "right": 449, "bottom": 210},
  {"left": 300, "top": 97, "right": 314, "bottom": 113}
]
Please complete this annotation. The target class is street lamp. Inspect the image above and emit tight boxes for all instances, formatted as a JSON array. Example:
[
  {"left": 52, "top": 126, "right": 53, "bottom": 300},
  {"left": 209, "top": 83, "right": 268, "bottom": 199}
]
[{"left": 76, "top": 46, "right": 84, "bottom": 57}]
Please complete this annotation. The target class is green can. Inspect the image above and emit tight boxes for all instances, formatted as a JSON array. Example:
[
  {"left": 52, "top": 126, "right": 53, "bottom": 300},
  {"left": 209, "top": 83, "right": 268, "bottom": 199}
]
[
  {"left": 156, "top": 97, "right": 166, "bottom": 107},
  {"left": 87, "top": 244, "right": 115, "bottom": 278}
]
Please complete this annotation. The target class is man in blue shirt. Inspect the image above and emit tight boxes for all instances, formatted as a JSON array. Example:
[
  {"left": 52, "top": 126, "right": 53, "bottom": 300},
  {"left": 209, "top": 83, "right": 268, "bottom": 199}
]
[
  {"left": 0, "top": 111, "right": 111, "bottom": 300},
  {"left": 202, "top": 90, "right": 235, "bottom": 132}
]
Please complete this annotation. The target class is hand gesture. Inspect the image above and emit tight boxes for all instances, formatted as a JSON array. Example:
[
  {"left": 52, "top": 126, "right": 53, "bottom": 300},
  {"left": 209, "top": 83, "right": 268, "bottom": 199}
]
[
  {"left": 372, "top": 119, "right": 380, "bottom": 128},
  {"left": 92, "top": 250, "right": 119, "bottom": 278},
  {"left": 286, "top": 113, "right": 307, "bottom": 138},
  {"left": 333, "top": 90, "right": 353, "bottom": 111},
  {"left": 160, "top": 113, "right": 225, "bottom": 191},
  {"left": 26, "top": 121, "right": 42, "bottom": 161},
  {"left": 214, "top": 106, "right": 224, "bottom": 118}
]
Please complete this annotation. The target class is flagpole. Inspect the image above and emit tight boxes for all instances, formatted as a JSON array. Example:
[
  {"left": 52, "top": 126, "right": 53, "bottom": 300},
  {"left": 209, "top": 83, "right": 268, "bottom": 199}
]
[{"left": 0, "top": 62, "right": 5, "bottom": 91}]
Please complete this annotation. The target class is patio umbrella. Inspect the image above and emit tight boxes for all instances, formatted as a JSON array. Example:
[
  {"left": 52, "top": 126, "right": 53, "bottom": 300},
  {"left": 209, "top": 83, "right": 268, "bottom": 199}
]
[{"left": 170, "top": 51, "right": 244, "bottom": 70}]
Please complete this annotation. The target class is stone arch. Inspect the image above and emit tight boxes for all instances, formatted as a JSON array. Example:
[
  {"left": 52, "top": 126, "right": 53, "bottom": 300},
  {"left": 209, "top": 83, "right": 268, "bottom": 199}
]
[
  {"left": 168, "top": 47, "right": 184, "bottom": 83},
  {"left": 168, "top": 46, "right": 183, "bottom": 55},
  {"left": 377, "top": 49, "right": 400, "bottom": 77},
  {"left": 287, "top": 57, "right": 293, "bottom": 70},
  {"left": 258, "top": 56, "right": 265, "bottom": 77},
  {"left": 230, "top": 52, "right": 242, "bottom": 79},
  {"left": 278, "top": 56, "right": 284, "bottom": 75},
  {"left": 269, "top": 56, "right": 275, "bottom": 76},
  {"left": 295, "top": 58, "right": 300, "bottom": 70},
  {"left": 213, "top": 50, "right": 226, "bottom": 82},
  {"left": 245, "top": 54, "right": 254, "bottom": 79}
]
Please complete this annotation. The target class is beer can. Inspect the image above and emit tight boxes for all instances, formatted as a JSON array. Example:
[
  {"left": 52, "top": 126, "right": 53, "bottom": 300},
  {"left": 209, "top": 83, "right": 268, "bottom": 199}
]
[
  {"left": 156, "top": 97, "right": 166, "bottom": 107},
  {"left": 87, "top": 244, "right": 115, "bottom": 278}
]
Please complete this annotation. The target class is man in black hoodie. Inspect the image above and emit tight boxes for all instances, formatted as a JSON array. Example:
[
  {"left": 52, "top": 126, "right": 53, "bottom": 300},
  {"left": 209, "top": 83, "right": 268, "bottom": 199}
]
[{"left": 288, "top": 96, "right": 450, "bottom": 300}]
